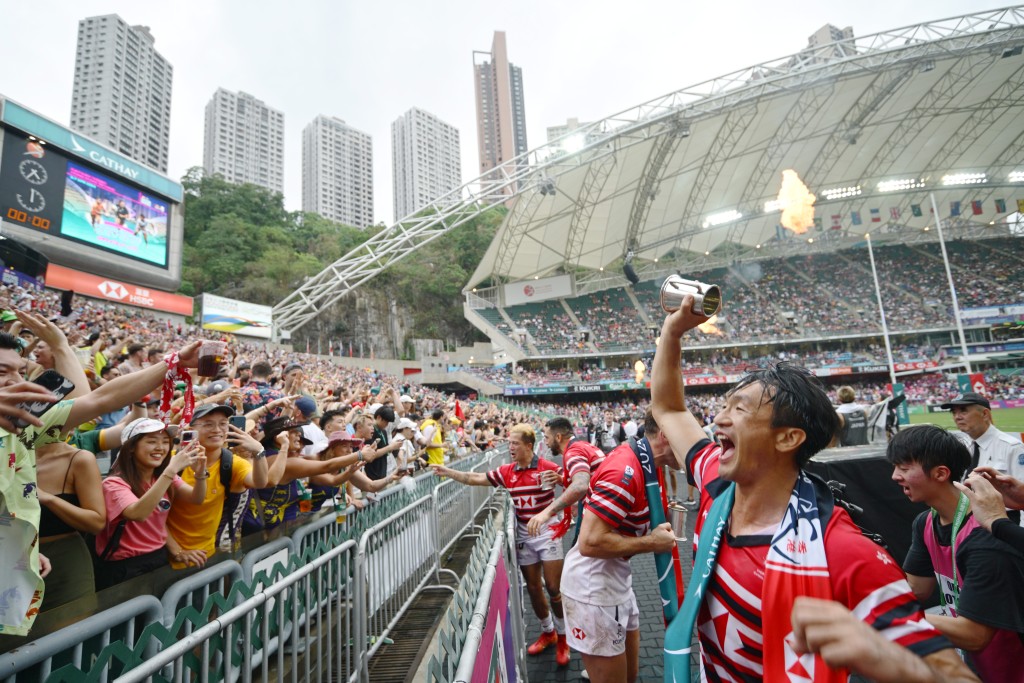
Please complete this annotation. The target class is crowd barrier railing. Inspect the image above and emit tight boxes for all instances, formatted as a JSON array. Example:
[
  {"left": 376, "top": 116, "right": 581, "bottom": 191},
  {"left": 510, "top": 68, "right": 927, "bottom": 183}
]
[
  {"left": 1, "top": 445, "right": 511, "bottom": 683},
  {"left": 0, "top": 595, "right": 162, "bottom": 683}
]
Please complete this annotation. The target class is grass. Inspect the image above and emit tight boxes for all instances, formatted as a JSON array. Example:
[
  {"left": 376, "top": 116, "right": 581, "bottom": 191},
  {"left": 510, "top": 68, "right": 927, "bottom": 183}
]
[{"left": 909, "top": 406, "right": 1024, "bottom": 433}]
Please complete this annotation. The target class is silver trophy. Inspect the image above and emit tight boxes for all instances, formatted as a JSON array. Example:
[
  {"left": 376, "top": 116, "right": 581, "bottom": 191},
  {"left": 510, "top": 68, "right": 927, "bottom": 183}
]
[
  {"left": 660, "top": 275, "right": 722, "bottom": 317},
  {"left": 667, "top": 500, "right": 688, "bottom": 542}
]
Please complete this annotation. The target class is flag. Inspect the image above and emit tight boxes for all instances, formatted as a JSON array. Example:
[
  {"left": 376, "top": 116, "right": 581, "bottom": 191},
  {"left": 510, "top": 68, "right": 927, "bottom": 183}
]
[
  {"left": 995, "top": 198, "right": 1006, "bottom": 213},
  {"left": 950, "top": 201, "right": 961, "bottom": 216},
  {"left": 911, "top": 204, "right": 922, "bottom": 217},
  {"left": 454, "top": 400, "right": 465, "bottom": 421},
  {"left": 851, "top": 211, "right": 862, "bottom": 226},
  {"left": 1018, "top": 199, "right": 1024, "bottom": 214},
  {"left": 870, "top": 208, "right": 881, "bottom": 223},
  {"left": 830, "top": 214, "right": 842, "bottom": 230},
  {"left": 971, "top": 200, "right": 983, "bottom": 215},
  {"left": 890, "top": 207, "right": 901, "bottom": 220}
]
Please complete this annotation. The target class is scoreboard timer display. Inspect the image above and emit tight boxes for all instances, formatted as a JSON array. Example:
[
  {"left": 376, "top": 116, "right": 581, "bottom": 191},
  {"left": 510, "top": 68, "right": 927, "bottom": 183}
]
[{"left": 0, "top": 128, "right": 170, "bottom": 268}]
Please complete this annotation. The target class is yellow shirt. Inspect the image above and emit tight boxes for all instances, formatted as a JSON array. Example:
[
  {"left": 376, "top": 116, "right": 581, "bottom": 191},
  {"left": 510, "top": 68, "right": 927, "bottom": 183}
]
[
  {"left": 420, "top": 419, "right": 445, "bottom": 466},
  {"left": 166, "top": 453, "right": 252, "bottom": 567}
]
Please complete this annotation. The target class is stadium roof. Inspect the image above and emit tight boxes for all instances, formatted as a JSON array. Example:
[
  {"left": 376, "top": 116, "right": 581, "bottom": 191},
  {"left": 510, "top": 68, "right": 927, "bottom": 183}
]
[{"left": 466, "top": 6, "right": 1024, "bottom": 293}]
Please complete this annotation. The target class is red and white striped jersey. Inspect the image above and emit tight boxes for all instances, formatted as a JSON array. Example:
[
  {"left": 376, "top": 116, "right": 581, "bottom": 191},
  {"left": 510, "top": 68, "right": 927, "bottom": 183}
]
[
  {"left": 562, "top": 437, "right": 606, "bottom": 484},
  {"left": 687, "top": 441, "right": 950, "bottom": 682},
  {"left": 486, "top": 456, "right": 561, "bottom": 524}
]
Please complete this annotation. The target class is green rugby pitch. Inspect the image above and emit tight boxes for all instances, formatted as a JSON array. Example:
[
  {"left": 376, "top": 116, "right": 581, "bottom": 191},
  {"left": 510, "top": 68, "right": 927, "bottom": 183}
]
[{"left": 909, "top": 406, "right": 1024, "bottom": 434}]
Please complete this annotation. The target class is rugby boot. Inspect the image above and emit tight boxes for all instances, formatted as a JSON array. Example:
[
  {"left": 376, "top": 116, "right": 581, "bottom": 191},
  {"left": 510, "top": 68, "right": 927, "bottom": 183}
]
[
  {"left": 555, "top": 633, "right": 570, "bottom": 666},
  {"left": 527, "top": 629, "right": 557, "bottom": 655}
]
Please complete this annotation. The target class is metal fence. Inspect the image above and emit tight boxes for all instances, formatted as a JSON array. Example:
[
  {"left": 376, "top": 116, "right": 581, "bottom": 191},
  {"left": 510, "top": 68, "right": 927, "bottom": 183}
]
[{"left": 0, "top": 444, "right": 513, "bottom": 683}]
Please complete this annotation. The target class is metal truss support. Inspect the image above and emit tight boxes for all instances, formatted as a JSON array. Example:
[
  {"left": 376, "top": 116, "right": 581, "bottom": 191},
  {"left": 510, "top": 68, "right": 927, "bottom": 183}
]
[
  {"left": 726, "top": 83, "right": 837, "bottom": 244},
  {"left": 623, "top": 120, "right": 687, "bottom": 255},
  {"left": 671, "top": 103, "right": 758, "bottom": 253},
  {"left": 274, "top": 6, "right": 1024, "bottom": 336},
  {"left": 564, "top": 152, "right": 618, "bottom": 268}
]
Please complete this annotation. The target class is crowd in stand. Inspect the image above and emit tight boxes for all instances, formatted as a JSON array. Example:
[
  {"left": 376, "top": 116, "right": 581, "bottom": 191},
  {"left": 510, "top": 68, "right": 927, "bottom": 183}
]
[{"left": 490, "top": 237, "right": 1023, "bottom": 355}]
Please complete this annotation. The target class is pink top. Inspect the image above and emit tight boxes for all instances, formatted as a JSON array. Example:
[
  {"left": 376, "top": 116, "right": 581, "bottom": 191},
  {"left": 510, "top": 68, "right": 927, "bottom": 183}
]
[{"left": 96, "top": 475, "right": 183, "bottom": 561}]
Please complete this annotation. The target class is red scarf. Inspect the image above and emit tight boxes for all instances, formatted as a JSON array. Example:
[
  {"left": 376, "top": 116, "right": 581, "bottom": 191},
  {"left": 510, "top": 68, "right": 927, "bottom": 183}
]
[{"left": 157, "top": 351, "right": 195, "bottom": 425}]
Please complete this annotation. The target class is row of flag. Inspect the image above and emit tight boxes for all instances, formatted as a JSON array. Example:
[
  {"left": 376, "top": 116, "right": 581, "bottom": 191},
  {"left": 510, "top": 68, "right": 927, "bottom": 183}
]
[{"left": 775, "top": 198, "right": 1020, "bottom": 238}]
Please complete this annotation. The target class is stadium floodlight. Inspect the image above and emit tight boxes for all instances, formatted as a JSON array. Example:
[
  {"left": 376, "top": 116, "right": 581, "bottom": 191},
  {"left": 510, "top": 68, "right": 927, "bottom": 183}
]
[
  {"left": 764, "top": 199, "right": 783, "bottom": 213},
  {"left": 1008, "top": 171, "right": 1024, "bottom": 183},
  {"left": 702, "top": 209, "right": 742, "bottom": 228},
  {"left": 821, "top": 185, "right": 861, "bottom": 200},
  {"left": 877, "top": 178, "right": 925, "bottom": 192},
  {"left": 561, "top": 133, "right": 586, "bottom": 154},
  {"left": 941, "top": 172, "right": 986, "bottom": 186}
]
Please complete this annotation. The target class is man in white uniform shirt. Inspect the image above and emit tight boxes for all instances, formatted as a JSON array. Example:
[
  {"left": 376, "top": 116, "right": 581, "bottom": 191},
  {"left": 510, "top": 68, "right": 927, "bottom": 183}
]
[{"left": 942, "top": 391, "right": 1024, "bottom": 523}]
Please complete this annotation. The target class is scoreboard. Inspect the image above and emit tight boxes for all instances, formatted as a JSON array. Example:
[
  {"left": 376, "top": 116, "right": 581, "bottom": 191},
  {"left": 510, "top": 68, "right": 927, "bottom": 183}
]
[{"left": 0, "top": 97, "right": 183, "bottom": 291}]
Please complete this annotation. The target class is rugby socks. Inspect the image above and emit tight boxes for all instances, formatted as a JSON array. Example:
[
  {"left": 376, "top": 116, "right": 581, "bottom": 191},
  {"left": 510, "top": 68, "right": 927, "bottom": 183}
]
[
  {"left": 552, "top": 614, "right": 565, "bottom": 635},
  {"left": 540, "top": 614, "right": 554, "bottom": 633}
]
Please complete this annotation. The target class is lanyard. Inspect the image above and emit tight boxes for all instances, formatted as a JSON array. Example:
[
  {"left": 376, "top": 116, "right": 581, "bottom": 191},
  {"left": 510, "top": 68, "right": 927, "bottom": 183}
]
[{"left": 933, "top": 492, "right": 970, "bottom": 610}]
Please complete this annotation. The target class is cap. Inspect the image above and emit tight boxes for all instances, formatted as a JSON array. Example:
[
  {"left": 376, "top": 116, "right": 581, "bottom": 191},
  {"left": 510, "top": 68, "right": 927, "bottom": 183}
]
[
  {"left": 122, "top": 418, "right": 168, "bottom": 442},
  {"left": 192, "top": 403, "right": 235, "bottom": 421},
  {"left": 284, "top": 362, "right": 302, "bottom": 374},
  {"left": 204, "top": 380, "right": 230, "bottom": 397},
  {"left": 327, "top": 430, "right": 364, "bottom": 447},
  {"left": 395, "top": 417, "right": 417, "bottom": 431},
  {"left": 367, "top": 402, "right": 383, "bottom": 416},
  {"left": 238, "top": 361, "right": 251, "bottom": 370},
  {"left": 939, "top": 392, "right": 991, "bottom": 410},
  {"left": 262, "top": 416, "right": 310, "bottom": 447},
  {"left": 400, "top": 394, "right": 415, "bottom": 404},
  {"left": 0, "top": 310, "right": 17, "bottom": 322},
  {"left": 295, "top": 396, "right": 317, "bottom": 418}
]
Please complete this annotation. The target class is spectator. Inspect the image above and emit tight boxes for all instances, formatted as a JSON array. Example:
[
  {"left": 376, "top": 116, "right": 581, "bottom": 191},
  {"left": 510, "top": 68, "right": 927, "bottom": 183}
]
[
  {"left": 241, "top": 361, "right": 285, "bottom": 427},
  {"left": 890, "top": 425, "right": 1024, "bottom": 682},
  {"left": 835, "top": 385, "right": 869, "bottom": 446},
  {"left": 95, "top": 419, "right": 207, "bottom": 588},
  {"left": 165, "top": 403, "right": 269, "bottom": 568}
]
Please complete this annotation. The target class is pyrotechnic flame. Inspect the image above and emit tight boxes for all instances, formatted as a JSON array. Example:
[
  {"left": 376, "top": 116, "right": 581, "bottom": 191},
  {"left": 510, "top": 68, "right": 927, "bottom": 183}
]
[
  {"left": 634, "top": 360, "right": 646, "bottom": 384},
  {"left": 697, "top": 315, "right": 723, "bottom": 336},
  {"left": 777, "top": 170, "right": 816, "bottom": 234}
]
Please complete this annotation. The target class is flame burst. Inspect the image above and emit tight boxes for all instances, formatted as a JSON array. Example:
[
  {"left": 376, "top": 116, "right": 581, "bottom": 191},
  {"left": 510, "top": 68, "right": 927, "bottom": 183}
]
[
  {"left": 697, "top": 315, "right": 723, "bottom": 336},
  {"left": 777, "top": 170, "right": 816, "bottom": 234},
  {"left": 634, "top": 360, "right": 646, "bottom": 384}
]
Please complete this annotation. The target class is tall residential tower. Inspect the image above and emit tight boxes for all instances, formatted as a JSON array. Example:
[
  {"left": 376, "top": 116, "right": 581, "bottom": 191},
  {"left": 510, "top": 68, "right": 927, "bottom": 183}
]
[
  {"left": 473, "top": 31, "right": 527, "bottom": 198},
  {"left": 301, "top": 116, "right": 373, "bottom": 228},
  {"left": 391, "top": 107, "right": 461, "bottom": 221},
  {"left": 202, "top": 88, "right": 285, "bottom": 195},
  {"left": 70, "top": 14, "right": 173, "bottom": 172}
]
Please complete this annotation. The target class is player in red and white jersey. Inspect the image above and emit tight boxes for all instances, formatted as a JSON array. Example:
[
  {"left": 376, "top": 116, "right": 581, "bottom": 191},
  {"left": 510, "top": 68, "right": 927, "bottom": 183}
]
[
  {"left": 560, "top": 411, "right": 677, "bottom": 683},
  {"left": 652, "top": 295, "right": 978, "bottom": 683},
  {"left": 527, "top": 416, "right": 606, "bottom": 540},
  {"left": 432, "top": 423, "right": 571, "bottom": 666}
]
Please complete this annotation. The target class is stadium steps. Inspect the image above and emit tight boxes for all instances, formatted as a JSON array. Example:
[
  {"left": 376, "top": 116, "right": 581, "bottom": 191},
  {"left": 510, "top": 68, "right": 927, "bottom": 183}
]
[
  {"left": 461, "top": 302, "right": 529, "bottom": 362},
  {"left": 560, "top": 299, "right": 600, "bottom": 354},
  {"left": 624, "top": 287, "right": 653, "bottom": 325},
  {"left": 727, "top": 264, "right": 805, "bottom": 335},
  {"left": 779, "top": 259, "right": 863, "bottom": 318},
  {"left": 498, "top": 306, "right": 542, "bottom": 356}
]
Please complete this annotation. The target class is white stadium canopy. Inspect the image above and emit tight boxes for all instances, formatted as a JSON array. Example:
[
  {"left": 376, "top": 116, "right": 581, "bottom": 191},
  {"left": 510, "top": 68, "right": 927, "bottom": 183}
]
[{"left": 273, "top": 6, "right": 1024, "bottom": 335}]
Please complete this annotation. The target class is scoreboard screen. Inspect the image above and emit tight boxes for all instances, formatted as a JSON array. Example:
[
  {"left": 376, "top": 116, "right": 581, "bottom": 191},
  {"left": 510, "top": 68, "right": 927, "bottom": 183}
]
[{"left": 0, "top": 128, "right": 171, "bottom": 268}]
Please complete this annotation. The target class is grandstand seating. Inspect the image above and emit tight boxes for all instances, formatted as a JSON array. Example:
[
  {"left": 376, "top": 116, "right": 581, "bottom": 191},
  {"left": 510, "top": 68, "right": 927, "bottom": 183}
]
[{"left": 472, "top": 237, "right": 1023, "bottom": 356}]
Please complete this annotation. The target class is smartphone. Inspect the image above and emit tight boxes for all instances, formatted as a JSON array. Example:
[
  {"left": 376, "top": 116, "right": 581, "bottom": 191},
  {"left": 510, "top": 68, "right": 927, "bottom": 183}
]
[
  {"left": 228, "top": 415, "right": 246, "bottom": 431},
  {"left": 10, "top": 370, "right": 75, "bottom": 430},
  {"left": 179, "top": 429, "right": 198, "bottom": 447}
]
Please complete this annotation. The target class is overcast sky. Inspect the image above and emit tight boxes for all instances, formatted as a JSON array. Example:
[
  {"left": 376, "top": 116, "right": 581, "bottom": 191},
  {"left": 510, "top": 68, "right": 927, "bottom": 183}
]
[{"left": 0, "top": 0, "right": 999, "bottom": 224}]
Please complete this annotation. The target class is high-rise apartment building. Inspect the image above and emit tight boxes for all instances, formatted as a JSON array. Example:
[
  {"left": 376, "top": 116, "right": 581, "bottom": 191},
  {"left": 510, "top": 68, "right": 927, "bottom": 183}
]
[
  {"left": 391, "top": 107, "right": 461, "bottom": 221},
  {"left": 473, "top": 31, "right": 527, "bottom": 197},
  {"left": 203, "top": 88, "right": 285, "bottom": 195},
  {"left": 70, "top": 14, "right": 173, "bottom": 172},
  {"left": 302, "top": 116, "right": 373, "bottom": 228}
]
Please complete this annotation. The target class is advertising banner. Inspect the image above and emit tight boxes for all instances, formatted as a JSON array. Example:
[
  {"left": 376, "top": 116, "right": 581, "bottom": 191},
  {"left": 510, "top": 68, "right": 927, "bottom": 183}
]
[
  {"left": 45, "top": 263, "right": 192, "bottom": 315},
  {"left": 894, "top": 360, "right": 938, "bottom": 372},
  {"left": 200, "top": 293, "right": 273, "bottom": 339},
  {"left": 503, "top": 274, "right": 574, "bottom": 306},
  {"left": 471, "top": 554, "right": 515, "bottom": 683}
]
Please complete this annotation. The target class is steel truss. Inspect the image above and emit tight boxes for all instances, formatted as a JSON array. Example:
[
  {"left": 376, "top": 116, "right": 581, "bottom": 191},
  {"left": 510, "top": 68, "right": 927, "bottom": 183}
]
[{"left": 272, "top": 6, "right": 1024, "bottom": 336}]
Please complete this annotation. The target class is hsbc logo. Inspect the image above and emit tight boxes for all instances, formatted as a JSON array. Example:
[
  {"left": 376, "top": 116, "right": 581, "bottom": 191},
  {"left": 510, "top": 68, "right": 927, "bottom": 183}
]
[
  {"left": 572, "top": 627, "right": 586, "bottom": 640},
  {"left": 98, "top": 281, "right": 129, "bottom": 300}
]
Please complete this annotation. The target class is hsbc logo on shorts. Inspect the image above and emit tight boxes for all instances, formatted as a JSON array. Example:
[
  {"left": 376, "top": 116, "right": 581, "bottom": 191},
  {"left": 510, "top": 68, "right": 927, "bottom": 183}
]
[
  {"left": 572, "top": 627, "right": 586, "bottom": 640},
  {"left": 98, "top": 281, "right": 129, "bottom": 300}
]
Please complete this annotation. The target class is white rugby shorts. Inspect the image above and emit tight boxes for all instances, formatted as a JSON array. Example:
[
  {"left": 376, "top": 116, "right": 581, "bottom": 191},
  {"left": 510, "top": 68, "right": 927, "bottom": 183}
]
[
  {"left": 515, "top": 521, "right": 564, "bottom": 566},
  {"left": 563, "top": 593, "right": 640, "bottom": 657}
]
